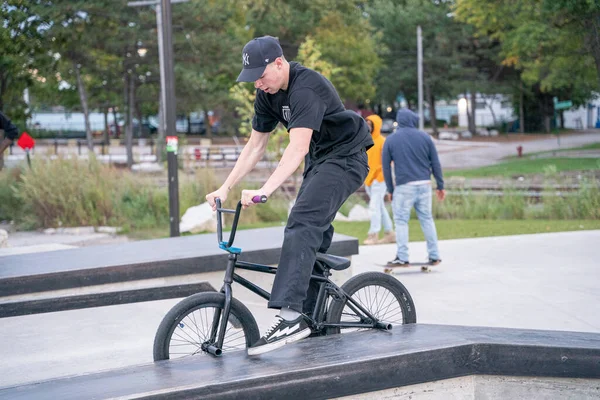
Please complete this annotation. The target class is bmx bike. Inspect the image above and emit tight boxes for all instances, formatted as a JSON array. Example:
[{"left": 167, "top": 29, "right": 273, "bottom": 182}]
[{"left": 153, "top": 196, "right": 416, "bottom": 360}]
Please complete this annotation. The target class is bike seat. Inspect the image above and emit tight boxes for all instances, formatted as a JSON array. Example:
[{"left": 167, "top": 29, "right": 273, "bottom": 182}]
[{"left": 316, "top": 253, "right": 351, "bottom": 271}]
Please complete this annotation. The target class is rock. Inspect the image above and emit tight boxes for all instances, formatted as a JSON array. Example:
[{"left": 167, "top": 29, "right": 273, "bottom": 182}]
[
  {"left": 97, "top": 226, "right": 123, "bottom": 234},
  {"left": 132, "top": 162, "right": 163, "bottom": 172},
  {"left": 180, "top": 202, "right": 217, "bottom": 233},
  {"left": 477, "top": 128, "right": 490, "bottom": 136},
  {"left": 460, "top": 130, "right": 473, "bottom": 139},
  {"left": 0, "top": 229, "right": 8, "bottom": 248},
  {"left": 347, "top": 204, "right": 370, "bottom": 221},
  {"left": 62, "top": 226, "right": 96, "bottom": 235},
  {"left": 44, "top": 228, "right": 57, "bottom": 235},
  {"left": 489, "top": 129, "right": 499, "bottom": 136}
]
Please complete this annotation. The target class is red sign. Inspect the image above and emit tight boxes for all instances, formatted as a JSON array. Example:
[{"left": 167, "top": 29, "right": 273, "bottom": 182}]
[{"left": 17, "top": 132, "right": 35, "bottom": 150}]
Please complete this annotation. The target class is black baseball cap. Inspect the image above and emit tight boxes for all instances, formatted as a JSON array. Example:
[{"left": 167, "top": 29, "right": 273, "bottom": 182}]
[{"left": 236, "top": 36, "right": 283, "bottom": 82}]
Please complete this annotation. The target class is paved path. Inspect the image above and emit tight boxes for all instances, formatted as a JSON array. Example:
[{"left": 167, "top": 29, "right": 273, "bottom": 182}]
[
  {"left": 435, "top": 131, "right": 600, "bottom": 170},
  {"left": 0, "top": 230, "right": 597, "bottom": 389}
]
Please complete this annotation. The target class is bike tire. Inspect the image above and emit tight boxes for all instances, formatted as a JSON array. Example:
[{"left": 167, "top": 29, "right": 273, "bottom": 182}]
[
  {"left": 153, "top": 292, "right": 260, "bottom": 361},
  {"left": 325, "top": 272, "right": 417, "bottom": 334}
]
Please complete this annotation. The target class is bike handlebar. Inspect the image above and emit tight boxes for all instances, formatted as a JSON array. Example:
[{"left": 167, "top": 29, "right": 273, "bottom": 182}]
[
  {"left": 252, "top": 195, "right": 268, "bottom": 204},
  {"left": 215, "top": 195, "right": 268, "bottom": 249}
]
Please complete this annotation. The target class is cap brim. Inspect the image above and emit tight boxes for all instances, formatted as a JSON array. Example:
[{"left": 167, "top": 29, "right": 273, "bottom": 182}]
[{"left": 236, "top": 66, "right": 266, "bottom": 82}]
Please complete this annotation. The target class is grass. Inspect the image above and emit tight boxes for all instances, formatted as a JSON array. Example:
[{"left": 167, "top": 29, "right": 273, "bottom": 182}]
[
  {"left": 504, "top": 142, "right": 600, "bottom": 160},
  {"left": 129, "top": 219, "right": 600, "bottom": 244},
  {"left": 445, "top": 157, "right": 600, "bottom": 178},
  {"left": 332, "top": 219, "right": 600, "bottom": 244}
]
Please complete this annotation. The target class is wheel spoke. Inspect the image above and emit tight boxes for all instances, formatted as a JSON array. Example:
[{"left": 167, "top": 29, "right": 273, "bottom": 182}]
[
  {"left": 335, "top": 280, "right": 408, "bottom": 332},
  {"left": 165, "top": 303, "right": 250, "bottom": 359}
]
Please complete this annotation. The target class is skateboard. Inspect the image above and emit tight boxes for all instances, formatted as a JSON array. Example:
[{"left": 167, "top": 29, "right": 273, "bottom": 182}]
[{"left": 377, "top": 261, "right": 440, "bottom": 274}]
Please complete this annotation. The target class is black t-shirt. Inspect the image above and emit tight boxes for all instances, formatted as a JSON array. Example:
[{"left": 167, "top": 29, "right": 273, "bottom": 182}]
[{"left": 252, "top": 62, "right": 373, "bottom": 162}]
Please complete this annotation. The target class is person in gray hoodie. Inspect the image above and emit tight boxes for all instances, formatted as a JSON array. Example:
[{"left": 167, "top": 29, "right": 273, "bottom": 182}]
[{"left": 382, "top": 109, "right": 445, "bottom": 266}]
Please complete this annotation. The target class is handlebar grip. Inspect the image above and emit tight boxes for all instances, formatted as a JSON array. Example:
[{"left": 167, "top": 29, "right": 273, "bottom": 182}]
[{"left": 252, "top": 195, "right": 268, "bottom": 204}]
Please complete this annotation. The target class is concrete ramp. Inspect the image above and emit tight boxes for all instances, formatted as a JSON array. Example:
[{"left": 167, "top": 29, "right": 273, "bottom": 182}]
[{"left": 2, "top": 324, "right": 598, "bottom": 399}]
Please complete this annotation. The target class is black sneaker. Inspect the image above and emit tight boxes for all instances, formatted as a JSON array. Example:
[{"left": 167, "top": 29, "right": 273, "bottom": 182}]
[
  {"left": 429, "top": 258, "right": 442, "bottom": 266},
  {"left": 387, "top": 257, "right": 410, "bottom": 267},
  {"left": 247, "top": 315, "right": 311, "bottom": 355}
]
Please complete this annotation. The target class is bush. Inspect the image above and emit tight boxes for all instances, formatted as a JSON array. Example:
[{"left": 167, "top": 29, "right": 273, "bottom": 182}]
[
  {"left": 0, "top": 168, "right": 24, "bottom": 222},
  {"left": 1, "top": 158, "right": 598, "bottom": 234}
]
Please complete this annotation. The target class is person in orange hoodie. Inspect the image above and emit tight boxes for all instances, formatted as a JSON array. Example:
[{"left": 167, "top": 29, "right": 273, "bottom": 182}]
[{"left": 363, "top": 114, "right": 394, "bottom": 245}]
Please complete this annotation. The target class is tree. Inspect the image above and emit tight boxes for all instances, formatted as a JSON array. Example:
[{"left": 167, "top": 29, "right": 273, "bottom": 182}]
[
  {"left": 313, "top": 11, "right": 380, "bottom": 103},
  {"left": 244, "top": 0, "right": 380, "bottom": 104},
  {"left": 0, "top": 1, "right": 50, "bottom": 121},
  {"left": 171, "top": 0, "right": 250, "bottom": 138},
  {"left": 542, "top": 0, "right": 600, "bottom": 88},
  {"left": 455, "top": 0, "right": 598, "bottom": 132},
  {"left": 368, "top": 0, "right": 476, "bottom": 133}
]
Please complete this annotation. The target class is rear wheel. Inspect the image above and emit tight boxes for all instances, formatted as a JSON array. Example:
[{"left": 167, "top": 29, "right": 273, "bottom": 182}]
[
  {"left": 326, "top": 272, "right": 416, "bottom": 334},
  {"left": 153, "top": 292, "right": 260, "bottom": 361}
]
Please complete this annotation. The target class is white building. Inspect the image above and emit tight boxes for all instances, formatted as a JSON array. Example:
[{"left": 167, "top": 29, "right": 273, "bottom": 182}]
[
  {"left": 457, "top": 94, "right": 515, "bottom": 128},
  {"left": 456, "top": 93, "right": 600, "bottom": 130},
  {"left": 562, "top": 96, "right": 600, "bottom": 129},
  {"left": 29, "top": 112, "right": 116, "bottom": 131}
]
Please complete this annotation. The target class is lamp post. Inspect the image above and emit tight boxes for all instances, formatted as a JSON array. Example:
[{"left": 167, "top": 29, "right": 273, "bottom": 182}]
[
  {"left": 417, "top": 25, "right": 424, "bottom": 131},
  {"left": 128, "top": 0, "right": 188, "bottom": 237}
]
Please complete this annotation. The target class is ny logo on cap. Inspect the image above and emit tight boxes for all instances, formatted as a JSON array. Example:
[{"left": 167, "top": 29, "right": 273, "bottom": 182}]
[{"left": 243, "top": 53, "right": 249, "bottom": 66}]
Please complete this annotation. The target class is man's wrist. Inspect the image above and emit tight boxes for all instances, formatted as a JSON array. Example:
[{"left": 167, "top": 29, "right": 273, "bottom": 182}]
[{"left": 260, "top": 185, "right": 274, "bottom": 197}]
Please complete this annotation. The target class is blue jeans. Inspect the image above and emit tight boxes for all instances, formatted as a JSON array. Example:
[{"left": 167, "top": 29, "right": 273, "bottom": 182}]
[
  {"left": 365, "top": 181, "right": 393, "bottom": 234},
  {"left": 392, "top": 183, "right": 440, "bottom": 262}
]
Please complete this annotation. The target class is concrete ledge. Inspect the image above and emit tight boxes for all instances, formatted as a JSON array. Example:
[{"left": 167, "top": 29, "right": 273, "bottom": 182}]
[
  {"left": 0, "top": 282, "right": 216, "bottom": 318},
  {"left": 2, "top": 324, "right": 598, "bottom": 399},
  {"left": 338, "top": 375, "right": 600, "bottom": 399},
  {"left": 0, "top": 227, "right": 358, "bottom": 296}
]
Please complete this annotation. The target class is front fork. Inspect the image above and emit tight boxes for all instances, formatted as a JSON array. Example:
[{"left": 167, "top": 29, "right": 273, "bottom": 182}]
[{"left": 205, "top": 254, "right": 237, "bottom": 356}]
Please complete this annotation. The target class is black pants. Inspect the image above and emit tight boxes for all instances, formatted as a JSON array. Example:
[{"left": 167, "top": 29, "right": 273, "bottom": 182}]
[{"left": 268, "top": 150, "right": 369, "bottom": 312}]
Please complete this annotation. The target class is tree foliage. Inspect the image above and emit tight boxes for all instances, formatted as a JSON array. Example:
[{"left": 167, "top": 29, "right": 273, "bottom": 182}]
[
  {"left": 1, "top": 0, "right": 597, "bottom": 142},
  {"left": 454, "top": 0, "right": 598, "bottom": 99}
]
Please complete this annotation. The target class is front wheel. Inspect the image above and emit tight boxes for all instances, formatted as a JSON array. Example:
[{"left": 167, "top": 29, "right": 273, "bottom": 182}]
[
  {"left": 153, "top": 292, "right": 260, "bottom": 361},
  {"left": 326, "top": 272, "right": 417, "bottom": 334}
]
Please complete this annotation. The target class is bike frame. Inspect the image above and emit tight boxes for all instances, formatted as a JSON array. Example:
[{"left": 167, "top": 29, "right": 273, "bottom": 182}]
[{"left": 208, "top": 200, "right": 386, "bottom": 355}]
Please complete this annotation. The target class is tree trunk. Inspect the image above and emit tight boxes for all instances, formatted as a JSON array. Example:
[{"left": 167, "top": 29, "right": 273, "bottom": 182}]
[
  {"left": 583, "top": 16, "right": 600, "bottom": 90},
  {"left": 136, "top": 102, "right": 143, "bottom": 138},
  {"left": 0, "top": 72, "right": 6, "bottom": 111},
  {"left": 103, "top": 108, "right": 109, "bottom": 145},
  {"left": 471, "top": 92, "right": 477, "bottom": 134},
  {"left": 428, "top": 91, "right": 438, "bottom": 136},
  {"left": 203, "top": 107, "right": 213, "bottom": 139},
  {"left": 112, "top": 107, "right": 120, "bottom": 138},
  {"left": 483, "top": 95, "right": 498, "bottom": 127},
  {"left": 74, "top": 64, "right": 94, "bottom": 152},
  {"left": 519, "top": 83, "right": 525, "bottom": 133},
  {"left": 466, "top": 92, "right": 476, "bottom": 134},
  {"left": 542, "top": 93, "right": 554, "bottom": 134},
  {"left": 126, "top": 73, "right": 134, "bottom": 168}
]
